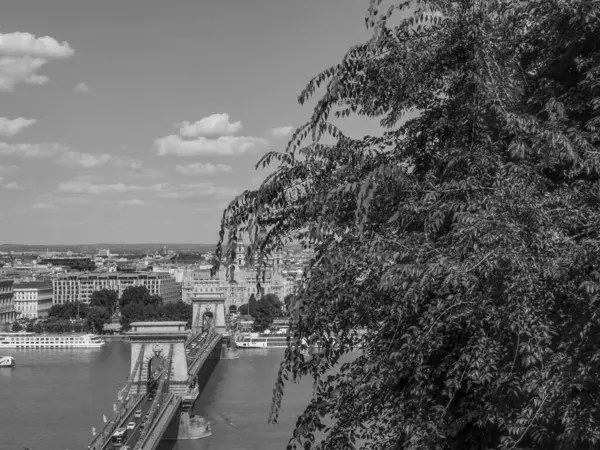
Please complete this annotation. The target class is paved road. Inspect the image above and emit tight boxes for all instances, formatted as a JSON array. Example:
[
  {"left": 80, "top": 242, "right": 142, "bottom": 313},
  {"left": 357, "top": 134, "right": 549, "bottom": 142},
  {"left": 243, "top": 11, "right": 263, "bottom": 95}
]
[{"left": 108, "top": 394, "right": 157, "bottom": 449}]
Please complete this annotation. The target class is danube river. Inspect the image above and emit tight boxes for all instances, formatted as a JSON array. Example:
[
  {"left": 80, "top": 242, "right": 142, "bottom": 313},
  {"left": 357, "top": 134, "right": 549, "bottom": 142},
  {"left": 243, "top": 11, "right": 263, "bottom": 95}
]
[{"left": 0, "top": 341, "right": 326, "bottom": 450}]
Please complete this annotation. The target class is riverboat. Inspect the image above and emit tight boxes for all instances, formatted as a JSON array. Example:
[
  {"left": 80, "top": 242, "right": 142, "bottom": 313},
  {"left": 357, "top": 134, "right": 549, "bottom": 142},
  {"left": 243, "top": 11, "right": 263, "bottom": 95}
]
[
  {"left": 0, "top": 356, "right": 15, "bottom": 367},
  {"left": 0, "top": 332, "right": 105, "bottom": 348},
  {"left": 235, "top": 333, "right": 292, "bottom": 349}
]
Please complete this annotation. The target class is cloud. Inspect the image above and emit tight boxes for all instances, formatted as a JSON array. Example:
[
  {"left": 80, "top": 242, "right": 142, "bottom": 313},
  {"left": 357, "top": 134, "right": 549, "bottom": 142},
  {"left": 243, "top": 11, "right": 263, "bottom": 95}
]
[
  {"left": 128, "top": 167, "right": 164, "bottom": 179},
  {"left": 0, "top": 56, "right": 50, "bottom": 91},
  {"left": 0, "top": 142, "right": 67, "bottom": 157},
  {"left": 252, "top": 176, "right": 263, "bottom": 184},
  {"left": 156, "top": 182, "right": 241, "bottom": 201},
  {"left": 4, "top": 181, "right": 25, "bottom": 190},
  {"left": 267, "top": 126, "right": 294, "bottom": 138},
  {"left": 119, "top": 199, "right": 146, "bottom": 206},
  {"left": 0, "top": 32, "right": 74, "bottom": 91},
  {"left": 74, "top": 82, "right": 91, "bottom": 93},
  {"left": 155, "top": 134, "right": 269, "bottom": 157},
  {"left": 31, "top": 203, "right": 56, "bottom": 211},
  {"left": 55, "top": 178, "right": 240, "bottom": 203},
  {"left": 56, "top": 151, "right": 144, "bottom": 169},
  {"left": 0, "top": 117, "right": 37, "bottom": 137},
  {"left": 0, "top": 164, "right": 19, "bottom": 174},
  {"left": 178, "top": 114, "right": 242, "bottom": 138},
  {"left": 175, "top": 162, "right": 233, "bottom": 175},
  {"left": 0, "top": 32, "right": 74, "bottom": 58},
  {"left": 58, "top": 180, "right": 141, "bottom": 195}
]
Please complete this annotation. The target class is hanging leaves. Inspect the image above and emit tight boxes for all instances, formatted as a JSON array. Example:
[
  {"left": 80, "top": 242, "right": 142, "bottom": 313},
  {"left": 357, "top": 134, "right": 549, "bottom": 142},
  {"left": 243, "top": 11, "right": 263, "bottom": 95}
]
[{"left": 212, "top": 0, "right": 600, "bottom": 449}]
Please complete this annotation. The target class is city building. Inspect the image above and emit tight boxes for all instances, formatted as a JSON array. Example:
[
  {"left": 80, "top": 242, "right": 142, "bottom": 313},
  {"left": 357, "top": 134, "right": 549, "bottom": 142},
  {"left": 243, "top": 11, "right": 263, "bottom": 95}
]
[
  {"left": 13, "top": 281, "right": 53, "bottom": 319},
  {"left": 41, "top": 256, "right": 96, "bottom": 271},
  {"left": 182, "top": 238, "right": 293, "bottom": 313},
  {"left": 52, "top": 272, "right": 181, "bottom": 305},
  {"left": 0, "top": 279, "right": 16, "bottom": 325}
]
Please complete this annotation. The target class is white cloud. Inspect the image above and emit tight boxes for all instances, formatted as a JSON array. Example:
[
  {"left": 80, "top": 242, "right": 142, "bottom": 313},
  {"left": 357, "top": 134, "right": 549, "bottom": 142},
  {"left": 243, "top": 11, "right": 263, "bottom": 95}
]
[
  {"left": 0, "top": 142, "right": 67, "bottom": 157},
  {"left": 0, "top": 164, "right": 19, "bottom": 174},
  {"left": 175, "top": 162, "right": 232, "bottom": 175},
  {"left": 155, "top": 134, "right": 269, "bottom": 157},
  {"left": 128, "top": 167, "right": 164, "bottom": 179},
  {"left": 0, "top": 117, "right": 36, "bottom": 137},
  {"left": 252, "top": 176, "right": 263, "bottom": 184},
  {"left": 0, "top": 176, "right": 3, "bottom": 183},
  {"left": 4, "top": 181, "right": 25, "bottom": 190},
  {"left": 0, "top": 56, "right": 49, "bottom": 91},
  {"left": 0, "top": 32, "right": 74, "bottom": 58},
  {"left": 58, "top": 180, "right": 139, "bottom": 195},
  {"left": 119, "top": 199, "right": 146, "bottom": 206},
  {"left": 156, "top": 182, "right": 240, "bottom": 200},
  {"left": 31, "top": 203, "right": 56, "bottom": 211},
  {"left": 267, "top": 126, "right": 294, "bottom": 138},
  {"left": 57, "top": 151, "right": 112, "bottom": 167},
  {"left": 56, "top": 151, "right": 144, "bottom": 170},
  {"left": 178, "top": 114, "right": 242, "bottom": 138},
  {"left": 74, "top": 82, "right": 91, "bottom": 93},
  {"left": 0, "top": 32, "right": 74, "bottom": 91}
]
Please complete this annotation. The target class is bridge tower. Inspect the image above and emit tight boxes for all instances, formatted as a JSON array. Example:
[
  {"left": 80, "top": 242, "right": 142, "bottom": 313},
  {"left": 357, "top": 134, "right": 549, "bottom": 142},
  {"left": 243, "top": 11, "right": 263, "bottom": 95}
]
[
  {"left": 191, "top": 292, "right": 226, "bottom": 334},
  {"left": 127, "top": 321, "right": 190, "bottom": 396}
]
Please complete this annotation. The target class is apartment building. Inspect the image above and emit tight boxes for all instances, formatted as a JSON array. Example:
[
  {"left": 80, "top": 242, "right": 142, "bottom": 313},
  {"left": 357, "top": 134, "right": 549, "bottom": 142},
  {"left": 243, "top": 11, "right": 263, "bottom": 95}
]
[
  {"left": 0, "top": 279, "right": 16, "bottom": 325},
  {"left": 13, "top": 281, "right": 54, "bottom": 319},
  {"left": 52, "top": 272, "right": 181, "bottom": 305}
]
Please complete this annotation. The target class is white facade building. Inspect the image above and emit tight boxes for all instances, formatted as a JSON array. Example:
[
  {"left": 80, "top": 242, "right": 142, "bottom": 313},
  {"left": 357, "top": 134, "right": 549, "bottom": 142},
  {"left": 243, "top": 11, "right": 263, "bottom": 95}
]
[
  {"left": 52, "top": 272, "right": 181, "bottom": 305},
  {"left": 13, "top": 281, "right": 53, "bottom": 319}
]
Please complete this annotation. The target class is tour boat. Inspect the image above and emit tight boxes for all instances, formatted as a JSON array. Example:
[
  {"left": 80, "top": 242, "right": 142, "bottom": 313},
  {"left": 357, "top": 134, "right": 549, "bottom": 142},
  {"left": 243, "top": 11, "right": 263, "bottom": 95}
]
[
  {"left": 235, "top": 333, "right": 291, "bottom": 349},
  {"left": 0, "top": 332, "right": 105, "bottom": 348},
  {"left": 0, "top": 356, "right": 15, "bottom": 367}
]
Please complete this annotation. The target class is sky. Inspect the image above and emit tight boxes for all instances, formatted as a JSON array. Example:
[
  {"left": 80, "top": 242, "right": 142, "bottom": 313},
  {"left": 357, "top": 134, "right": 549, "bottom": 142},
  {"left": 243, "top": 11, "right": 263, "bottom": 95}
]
[{"left": 0, "top": 0, "right": 377, "bottom": 245}]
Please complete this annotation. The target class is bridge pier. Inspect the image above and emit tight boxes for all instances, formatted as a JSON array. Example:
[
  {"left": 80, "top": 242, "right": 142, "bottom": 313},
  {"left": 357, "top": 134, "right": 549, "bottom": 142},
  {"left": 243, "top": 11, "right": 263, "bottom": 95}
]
[
  {"left": 127, "top": 322, "right": 190, "bottom": 395},
  {"left": 191, "top": 292, "right": 227, "bottom": 334}
]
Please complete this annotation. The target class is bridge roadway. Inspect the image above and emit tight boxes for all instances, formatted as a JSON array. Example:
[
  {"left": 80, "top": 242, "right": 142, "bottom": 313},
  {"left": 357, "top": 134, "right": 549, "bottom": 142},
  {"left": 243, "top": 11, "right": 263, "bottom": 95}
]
[{"left": 92, "top": 329, "right": 222, "bottom": 450}]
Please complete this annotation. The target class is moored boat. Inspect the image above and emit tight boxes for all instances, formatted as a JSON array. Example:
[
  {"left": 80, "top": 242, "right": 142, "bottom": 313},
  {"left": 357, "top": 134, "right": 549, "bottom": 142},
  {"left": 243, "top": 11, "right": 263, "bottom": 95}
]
[
  {"left": 0, "top": 332, "right": 105, "bottom": 348},
  {"left": 0, "top": 356, "right": 15, "bottom": 367}
]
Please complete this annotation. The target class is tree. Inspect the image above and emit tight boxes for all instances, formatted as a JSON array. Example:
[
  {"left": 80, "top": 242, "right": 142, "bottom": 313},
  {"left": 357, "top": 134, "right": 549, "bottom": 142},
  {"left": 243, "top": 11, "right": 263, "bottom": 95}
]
[
  {"left": 86, "top": 306, "right": 111, "bottom": 333},
  {"left": 238, "top": 303, "right": 249, "bottom": 315},
  {"left": 252, "top": 294, "right": 283, "bottom": 332},
  {"left": 120, "top": 286, "right": 163, "bottom": 308},
  {"left": 248, "top": 293, "right": 257, "bottom": 316},
  {"left": 90, "top": 289, "right": 118, "bottom": 315},
  {"left": 213, "top": 1, "right": 600, "bottom": 449}
]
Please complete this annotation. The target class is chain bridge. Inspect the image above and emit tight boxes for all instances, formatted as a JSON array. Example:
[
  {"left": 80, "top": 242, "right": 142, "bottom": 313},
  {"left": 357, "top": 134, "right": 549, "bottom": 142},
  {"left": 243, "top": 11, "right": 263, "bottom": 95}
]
[{"left": 87, "top": 292, "right": 233, "bottom": 450}]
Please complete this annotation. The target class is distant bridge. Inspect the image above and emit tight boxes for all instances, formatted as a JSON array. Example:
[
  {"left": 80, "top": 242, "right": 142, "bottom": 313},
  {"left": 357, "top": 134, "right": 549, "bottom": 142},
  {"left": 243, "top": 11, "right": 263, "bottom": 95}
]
[{"left": 87, "top": 293, "right": 231, "bottom": 450}]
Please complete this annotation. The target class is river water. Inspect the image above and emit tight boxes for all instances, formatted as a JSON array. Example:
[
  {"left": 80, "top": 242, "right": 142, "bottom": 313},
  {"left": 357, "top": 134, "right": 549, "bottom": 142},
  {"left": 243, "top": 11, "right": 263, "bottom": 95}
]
[{"left": 0, "top": 341, "right": 326, "bottom": 450}]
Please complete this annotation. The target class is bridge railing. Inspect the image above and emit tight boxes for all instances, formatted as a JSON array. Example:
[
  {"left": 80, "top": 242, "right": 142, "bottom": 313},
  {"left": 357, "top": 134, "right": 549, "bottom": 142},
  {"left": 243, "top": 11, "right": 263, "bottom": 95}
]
[
  {"left": 186, "top": 332, "right": 220, "bottom": 382},
  {"left": 117, "top": 343, "right": 146, "bottom": 403},
  {"left": 88, "top": 393, "right": 145, "bottom": 450},
  {"left": 136, "top": 393, "right": 181, "bottom": 450}
]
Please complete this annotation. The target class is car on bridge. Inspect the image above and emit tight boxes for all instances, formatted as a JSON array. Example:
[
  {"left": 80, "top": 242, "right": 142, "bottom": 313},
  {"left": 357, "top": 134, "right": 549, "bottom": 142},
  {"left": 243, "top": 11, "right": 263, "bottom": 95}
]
[
  {"left": 126, "top": 421, "right": 136, "bottom": 430},
  {"left": 134, "top": 409, "right": 142, "bottom": 418}
]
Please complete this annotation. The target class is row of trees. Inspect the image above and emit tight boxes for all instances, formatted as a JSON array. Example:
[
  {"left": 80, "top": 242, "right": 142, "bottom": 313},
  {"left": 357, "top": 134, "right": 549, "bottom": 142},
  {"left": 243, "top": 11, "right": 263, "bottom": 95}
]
[
  {"left": 33, "top": 286, "right": 192, "bottom": 333},
  {"left": 237, "top": 293, "right": 285, "bottom": 332}
]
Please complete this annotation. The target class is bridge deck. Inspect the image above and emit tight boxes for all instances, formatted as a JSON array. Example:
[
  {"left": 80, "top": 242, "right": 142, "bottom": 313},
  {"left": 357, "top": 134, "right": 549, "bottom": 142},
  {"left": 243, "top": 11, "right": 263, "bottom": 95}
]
[{"left": 89, "top": 330, "right": 223, "bottom": 450}]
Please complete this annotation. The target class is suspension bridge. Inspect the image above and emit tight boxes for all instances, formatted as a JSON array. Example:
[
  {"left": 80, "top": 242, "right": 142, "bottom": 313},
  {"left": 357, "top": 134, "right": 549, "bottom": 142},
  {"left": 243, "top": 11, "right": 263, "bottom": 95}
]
[{"left": 87, "top": 292, "right": 232, "bottom": 450}]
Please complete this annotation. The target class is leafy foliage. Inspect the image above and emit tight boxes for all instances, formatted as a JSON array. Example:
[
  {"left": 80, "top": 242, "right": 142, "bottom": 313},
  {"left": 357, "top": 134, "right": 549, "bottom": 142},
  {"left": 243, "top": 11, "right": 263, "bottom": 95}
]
[
  {"left": 48, "top": 302, "right": 89, "bottom": 320},
  {"left": 119, "top": 300, "right": 192, "bottom": 331},
  {"left": 213, "top": 1, "right": 600, "bottom": 449},
  {"left": 253, "top": 294, "right": 284, "bottom": 332},
  {"left": 90, "top": 289, "right": 118, "bottom": 315},
  {"left": 120, "top": 285, "right": 162, "bottom": 308}
]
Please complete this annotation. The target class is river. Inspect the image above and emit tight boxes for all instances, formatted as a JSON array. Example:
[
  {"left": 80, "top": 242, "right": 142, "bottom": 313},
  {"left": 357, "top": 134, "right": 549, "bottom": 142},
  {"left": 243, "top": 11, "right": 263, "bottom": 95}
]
[{"left": 0, "top": 341, "right": 327, "bottom": 450}]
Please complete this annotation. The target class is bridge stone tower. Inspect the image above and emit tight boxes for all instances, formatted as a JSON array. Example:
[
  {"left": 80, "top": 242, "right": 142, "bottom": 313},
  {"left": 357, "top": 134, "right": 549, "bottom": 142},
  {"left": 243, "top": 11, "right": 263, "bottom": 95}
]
[
  {"left": 127, "top": 321, "right": 190, "bottom": 395},
  {"left": 191, "top": 292, "right": 226, "bottom": 334}
]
